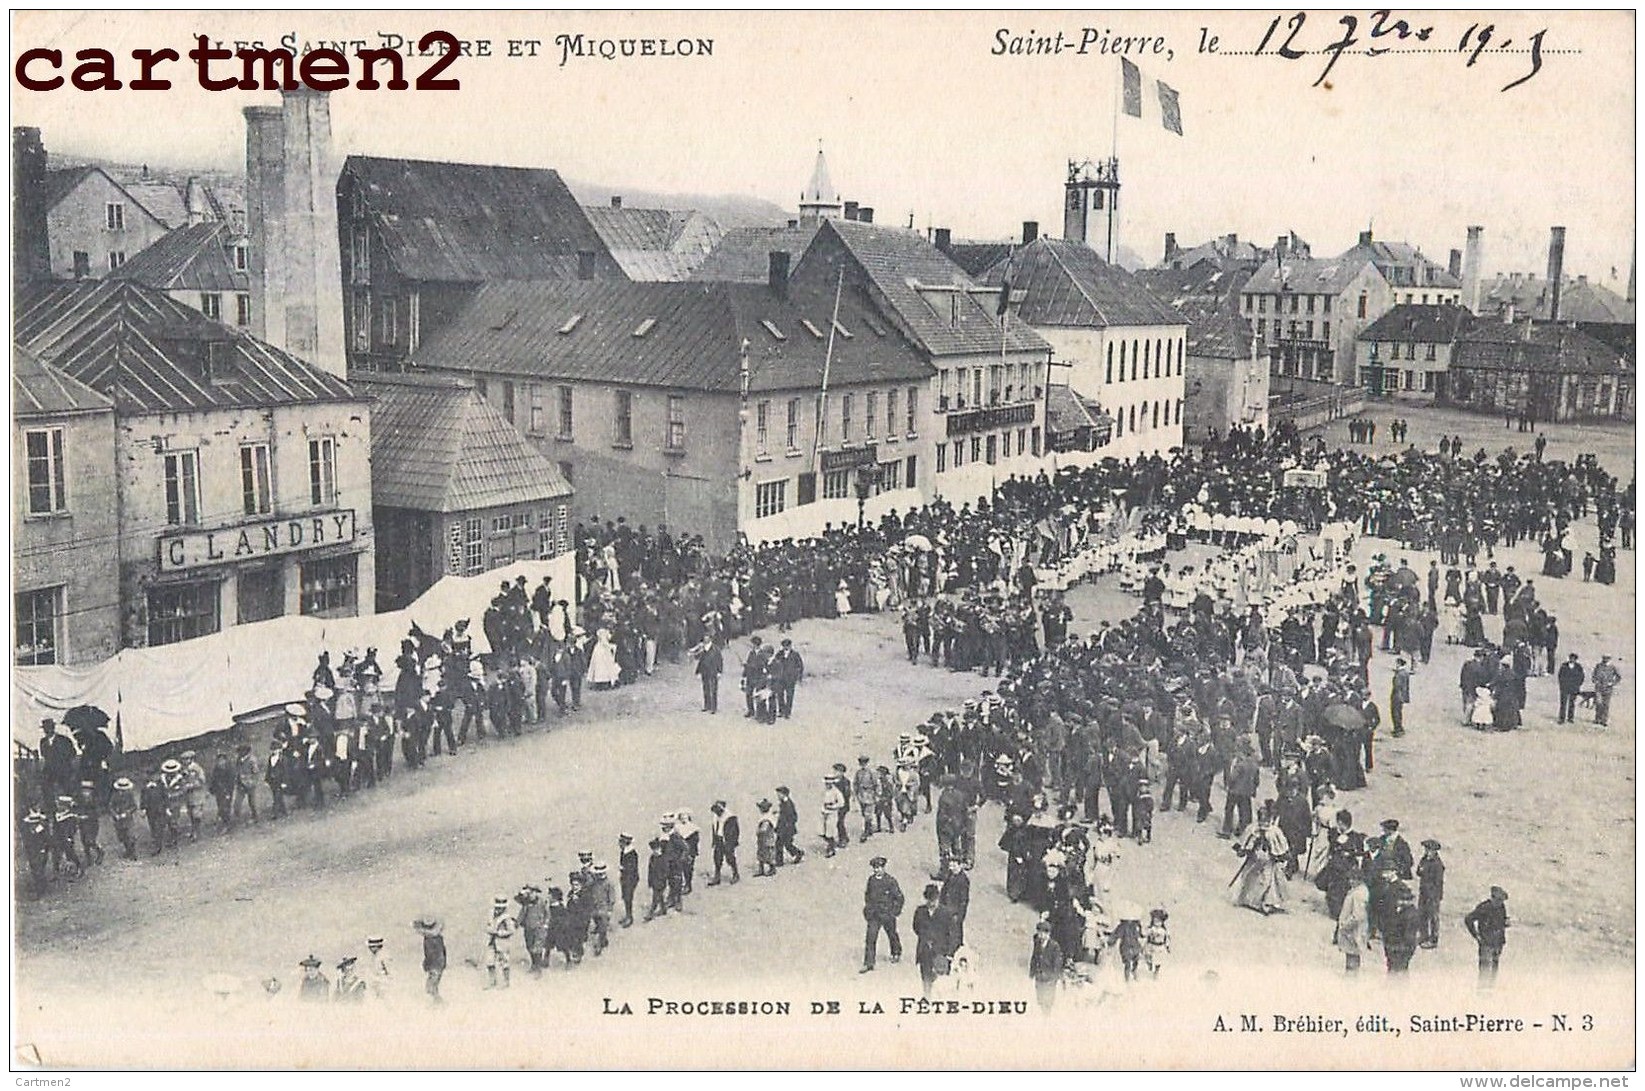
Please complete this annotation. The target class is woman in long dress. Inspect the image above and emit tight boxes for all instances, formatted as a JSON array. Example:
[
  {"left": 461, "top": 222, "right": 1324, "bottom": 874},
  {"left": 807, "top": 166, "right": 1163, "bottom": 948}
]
[
  {"left": 1334, "top": 866, "right": 1371, "bottom": 972},
  {"left": 1231, "top": 807, "right": 1290, "bottom": 914},
  {"left": 586, "top": 628, "right": 621, "bottom": 689},
  {"left": 834, "top": 579, "right": 853, "bottom": 616}
]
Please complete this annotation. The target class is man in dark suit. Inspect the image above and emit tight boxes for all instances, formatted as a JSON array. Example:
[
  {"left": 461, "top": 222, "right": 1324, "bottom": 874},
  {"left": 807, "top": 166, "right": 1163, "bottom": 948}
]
[
  {"left": 860, "top": 857, "right": 904, "bottom": 973},
  {"left": 694, "top": 639, "right": 724, "bottom": 714},
  {"left": 770, "top": 639, "right": 805, "bottom": 720},
  {"left": 1029, "top": 920, "right": 1064, "bottom": 1010},
  {"left": 939, "top": 856, "right": 971, "bottom": 946},
  {"left": 1556, "top": 653, "right": 1584, "bottom": 724},
  {"left": 774, "top": 786, "right": 804, "bottom": 866},
  {"left": 707, "top": 800, "right": 741, "bottom": 885},
  {"left": 911, "top": 883, "right": 957, "bottom": 997},
  {"left": 742, "top": 636, "right": 769, "bottom": 719},
  {"left": 617, "top": 833, "right": 640, "bottom": 927}
]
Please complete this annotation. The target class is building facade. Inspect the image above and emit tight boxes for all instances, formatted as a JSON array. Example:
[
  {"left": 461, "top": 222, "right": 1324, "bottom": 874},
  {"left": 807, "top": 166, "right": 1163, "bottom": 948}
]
[
  {"left": 1442, "top": 320, "right": 1634, "bottom": 423},
  {"left": 1354, "top": 303, "right": 1476, "bottom": 400},
  {"left": 1241, "top": 252, "right": 1391, "bottom": 385},
  {"left": 44, "top": 165, "right": 172, "bottom": 281},
  {"left": 1176, "top": 298, "right": 1268, "bottom": 441},
  {"left": 110, "top": 221, "right": 253, "bottom": 330},
  {"left": 14, "top": 280, "right": 375, "bottom": 649},
  {"left": 13, "top": 349, "right": 121, "bottom": 666}
]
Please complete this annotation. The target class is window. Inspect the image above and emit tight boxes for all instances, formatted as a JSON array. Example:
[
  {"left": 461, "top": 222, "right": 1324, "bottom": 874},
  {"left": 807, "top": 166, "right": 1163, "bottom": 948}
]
[
  {"left": 1141, "top": 401, "right": 1151, "bottom": 429},
  {"left": 1357, "top": 295, "right": 1368, "bottom": 319},
  {"left": 407, "top": 291, "right": 421, "bottom": 353},
  {"left": 841, "top": 394, "right": 854, "bottom": 442},
  {"left": 985, "top": 435, "right": 998, "bottom": 465},
  {"left": 970, "top": 436, "right": 982, "bottom": 463},
  {"left": 24, "top": 428, "right": 67, "bottom": 516},
  {"left": 1422, "top": 372, "right": 1436, "bottom": 393},
  {"left": 1130, "top": 341, "right": 1139, "bottom": 380},
  {"left": 352, "top": 290, "right": 370, "bottom": 349},
  {"left": 350, "top": 229, "right": 370, "bottom": 281},
  {"left": 1118, "top": 341, "right": 1126, "bottom": 380},
  {"left": 308, "top": 437, "right": 337, "bottom": 506},
  {"left": 527, "top": 385, "right": 545, "bottom": 434},
  {"left": 666, "top": 395, "right": 686, "bottom": 451},
  {"left": 1031, "top": 427, "right": 1041, "bottom": 456},
  {"left": 300, "top": 555, "right": 358, "bottom": 617},
  {"left": 905, "top": 454, "right": 917, "bottom": 485},
  {"left": 501, "top": 381, "right": 516, "bottom": 422},
  {"left": 939, "top": 369, "right": 950, "bottom": 403},
  {"left": 1425, "top": 343, "right": 1437, "bottom": 362},
  {"left": 755, "top": 479, "right": 787, "bottom": 518},
  {"left": 1115, "top": 411, "right": 1124, "bottom": 438},
  {"left": 240, "top": 444, "right": 272, "bottom": 515},
  {"left": 233, "top": 244, "right": 249, "bottom": 271},
  {"left": 1404, "top": 370, "right": 1416, "bottom": 391},
  {"left": 823, "top": 469, "right": 852, "bottom": 499},
  {"left": 1106, "top": 344, "right": 1114, "bottom": 384},
  {"left": 1307, "top": 295, "right": 1316, "bottom": 314},
  {"left": 1175, "top": 398, "right": 1183, "bottom": 424},
  {"left": 1128, "top": 406, "right": 1137, "bottom": 433},
  {"left": 866, "top": 392, "right": 878, "bottom": 437},
  {"left": 877, "top": 459, "right": 902, "bottom": 492},
  {"left": 1258, "top": 295, "right": 1268, "bottom": 314},
  {"left": 105, "top": 202, "right": 124, "bottom": 230},
  {"left": 1018, "top": 428, "right": 1027, "bottom": 456},
  {"left": 1289, "top": 295, "right": 1299, "bottom": 315},
  {"left": 797, "top": 472, "right": 817, "bottom": 505},
  {"left": 1152, "top": 402, "right": 1162, "bottom": 429},
  {"left": 235, "top": 293, "right": 252, "bottom": 327},
  {"left": 199, "top": 293, "right": 222, "bottom": 320},
  {"left": 1305, "top": 321, "right": 1314, "bottom": 340},
  {"left": 557, "top": 386, "right": 574, "bottom": 440},
  {"left": 1323, "top": 296, "right": 1333, "bottom": 314},
  {"left": 380, "top": 296, "right": 398, "bottom": 345},
  {"left": 107, "top": 251, "right": 126, "bottom": 271},
  {"left": 147, "top": 580, "right": 221, "bottom": 646},
  {"left": 163, "top": 450, "right": 201, "bottom": 526},
  {"left": 16, "top": 587, "right": 63, "bottom": 665},
  {"left": 1322, "top": 321, "right": 1331, "bottom": 343},
  {"left": 885, "top": 390, "right": 897, "bottom": 438},
  {"left": 756, "top": 400, "right": 770, "bottom": 454},
  {"left": 905, "top": 387, "right": 918, "bottom": 435},
  {"left": 953, "top": 439, "right": 965, "bottom": 468},
  {"left": 72, "top": 251, "right": 90, "bottom": 279},
  {"left": 936, "top": 444, "right": 947, "bottom": 474},
  {"left": 972, "top": 369, "right": 983, "bottom": 407},
  {"left": 464, "top": 517, "right": 485, "bottom": 575},
  {"left": 1257, "top": 318, "right": 1266, "bottom": 337},
  {"left": 613, "top": 390, "right": 633, "bottom": 447},
  {"left": 988, "top": 365, "right": 1002, "bottom": 404}
]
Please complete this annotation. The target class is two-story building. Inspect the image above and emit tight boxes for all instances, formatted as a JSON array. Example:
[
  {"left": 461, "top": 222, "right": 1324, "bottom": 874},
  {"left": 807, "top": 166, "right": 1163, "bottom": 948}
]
[
  {"left": 13, "top": 280, "right": 375, "bottom": 648},
  {"left": 1241, "top": 247, "right": 1392, "bottom": 385},
  {"left": 44, "top": 165, "right": 175, "bottom": 280},
  {"left": 1354, "top": 303, "right": 1477, "bottom": 400},
  {"left": 13, "top": 347, "right": 121, "bottom": 666},
  {"left": 1443, "top": 318, "right": 1634, "bottom": 423},
  {"left": 109, "top": 221, "right": 253, "bottom": 329},
  {"left": 789, "top": 219, "right": 1053, "bottom": 505},
  {"left": 977, "top": 235, "right": 1185, "bottom": 462},
  {"left": 1337, "top": 230, "right": 1462, "bottom": 306},
  {"left": 335, "top": 155, "right": 626, "bottom": 373},
  {"left": 409, "top": 258, "right": 934, "bottom": 549}
]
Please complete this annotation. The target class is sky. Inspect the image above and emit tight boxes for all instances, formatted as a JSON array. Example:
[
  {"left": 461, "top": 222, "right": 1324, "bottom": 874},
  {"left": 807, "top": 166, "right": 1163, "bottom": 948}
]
[{"left": 11, "top": 9, "right": 1636, "bottom": 286}]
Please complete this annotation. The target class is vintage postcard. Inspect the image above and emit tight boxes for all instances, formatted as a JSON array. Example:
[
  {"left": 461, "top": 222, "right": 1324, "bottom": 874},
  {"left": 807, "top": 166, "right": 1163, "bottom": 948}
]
[{"left": 9, "top": 8, "right": 1635, "bottom": 1074}]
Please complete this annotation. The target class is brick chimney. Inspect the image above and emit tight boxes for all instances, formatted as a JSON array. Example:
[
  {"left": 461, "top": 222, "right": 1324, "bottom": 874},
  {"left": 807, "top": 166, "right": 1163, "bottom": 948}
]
[
  {"left": 767, "top": 250, "right": 790, "bottom": 298},
  {"left": 12, "top": 126, "right": 50, "bottom": 291},
  {"left": 244, "top": 90, "right": 345, "bottom": 376},
  {"left": 1547, "top": 226, "right": 1566, "bottom": 321},
  {"left": 1022, "top": 221, "right": 1038, "bottom": 245}
]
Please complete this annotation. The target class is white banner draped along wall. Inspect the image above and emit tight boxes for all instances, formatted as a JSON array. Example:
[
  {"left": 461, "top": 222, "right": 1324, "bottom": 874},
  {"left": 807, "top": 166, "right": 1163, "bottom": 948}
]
[{"left": 12, "top": 554, "right": 577, "bottom": 753}]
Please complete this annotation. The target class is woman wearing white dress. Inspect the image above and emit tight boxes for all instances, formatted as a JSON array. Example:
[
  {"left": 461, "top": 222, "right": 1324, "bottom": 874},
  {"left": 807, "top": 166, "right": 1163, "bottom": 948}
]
[
  {"left": 834, "top": 579, "right": 853, "bottom": 616},
  {"left": 587, "top": 628, "right": 621, "bottom": 689}
]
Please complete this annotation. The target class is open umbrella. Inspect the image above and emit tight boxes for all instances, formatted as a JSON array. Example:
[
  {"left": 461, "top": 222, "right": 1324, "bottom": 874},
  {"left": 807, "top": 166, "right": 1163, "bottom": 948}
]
[
  {"left": 1322, "top": 703, "right": 1364, "bottom": 733},
  {"left": 903, "top": 533, "right": 933, "bottom": 551},
  {"left": 61, "top": 705, "right": 110, "bottom": 733}
]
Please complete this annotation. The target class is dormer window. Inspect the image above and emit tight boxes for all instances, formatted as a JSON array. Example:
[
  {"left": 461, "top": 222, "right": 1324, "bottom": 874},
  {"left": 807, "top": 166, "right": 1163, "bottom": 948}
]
[
  {"left": 801, "top": 319, "right": 825, "bottom": 339},
  {"left": 632, "top": 318, "right": 657, "bottom": 338},
  {"left": 833, "top": 321, "right": 854, "bottom": 339},
  {"left": 760, "top": 319, "right": 786, "bottom": 341},
  {"left": 558, "top": 314, "right": 583, "bottom": 335}
]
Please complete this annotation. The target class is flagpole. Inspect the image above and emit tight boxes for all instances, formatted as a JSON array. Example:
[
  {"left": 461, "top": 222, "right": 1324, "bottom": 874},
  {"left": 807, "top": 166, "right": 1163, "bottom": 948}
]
[
  {"left": 1111, "top": 57, "right": 1120, "bottom": 162},
  {"left": 811, "top": 268, "right": 845, "bottom": 471}
]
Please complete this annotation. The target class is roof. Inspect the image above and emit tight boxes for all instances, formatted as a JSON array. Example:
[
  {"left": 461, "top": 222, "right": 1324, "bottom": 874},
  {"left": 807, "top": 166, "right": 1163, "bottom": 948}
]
[
  {"left": 43, "top": 166, "right": 99, "bottom": 209},
  {"left": 1045, "top": 384, "right": 1103, "bottom": 433},
  {"left": 946, "top": 241, "right": 1014, "bottom": 279},
  {"left": 800, "top": 149, "right": 838, "bottom": 207},
  {"left": 13, "top": 280, "right": 359, "bottom": 414},
  {"left": 1173, "top": 298, "right": 1253, "bottom": 360},
  {"left": 1480, "top": 274, "right": 1635, "bottom": 325},
  {"left": 1135, "top": 263, "right": 1254, "bottom": 309},
  {"left": 1169, "top": 236, "right": 1264, "bottom": 271},
  {"left": 12, "top": 344, "right": 115, "bottom": 417},
  {"left": 411, "top": 278, "right": 933, "bottom": 394},
  {"left": 690, "top": 223, "right": 822, "bottom": 283},
  {"left": 342, "top": 156, "right": 620, "bottom": 283},
  {"left": 1359, "top": 303, "right": 1476, "bottom": 344},
  {"left": 795, "top": 219, "right": 1051, "bottom": 357},
  {"left": 976, "top": 237, "right": 1184, "bottom": 329},
  {"left": 584, "top": 206, "right": 722, "bottom": 281},
  {"left": 353, "top": 372, "right": 571, "bottom": 514},
  {"left": 1244, "top": 254, "right": 1382, "bottom": 296},
  {"left": 1453, "top": 320, "right": 1631, "bottom": 376},
  {"left": 123, "top": 181, "right": 188, "bottom": 229},
  {"left": 1337, "top": 237, "right": 1460, "bottom": 289},
  {"left": 109, "top": 222, "right": 248, "bottom": 293}
]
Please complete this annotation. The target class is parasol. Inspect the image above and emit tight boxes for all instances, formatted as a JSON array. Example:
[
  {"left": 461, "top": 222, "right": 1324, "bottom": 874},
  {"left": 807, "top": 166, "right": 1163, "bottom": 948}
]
[
  {"left": 903, "top": 534, "right": 933, "bottom": 551},
  {"left": 61, "top": 705, "right": 110, "bottom": 733},
  {"left": 1322, "top": 703, "right": 1364, "bottom": 733}
]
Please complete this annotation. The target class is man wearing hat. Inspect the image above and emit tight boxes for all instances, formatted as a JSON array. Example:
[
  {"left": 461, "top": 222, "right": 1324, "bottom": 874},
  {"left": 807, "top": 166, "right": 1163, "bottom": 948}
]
[
  {"left": 692, "top": 636, "right": 724, "bottom": 714},
  {"left": 820, "top": 776, "right": 846, "bottom": 857},
  {"left": 514, "top": 886, "right": 549, "bottom": 971},
  {"left": 412, "top": 914, "right": 446, "bottom": 1003},
  {"left": 643, "top": 837, "right": 671, "bottom": 921},
  {"left": 139, "top": 769, "right": 172, "bottom": 854},
  {"left": 852, "top": 756, "right": 881, "bottom": 843},
  {"left": 1366, "top": 819, "right": 1413, "bottom": 939},
  {"left": 742, "top": 636, "right": 769, "bottom": 719},
  {"left": 1591, "top": 654, "right": 1621, "bottom": 726},
  {"left": 20, "top": 807, "right": 51, "bottom": 894},
  {"left": 207, "top": 752, "right": 236, "bottom": 831},
  {"left": 1464, "top": 886, "right": 1510, "bottom": 986},
  {"left": 1028, "top": 919, "right": 1064, "bottom": 1011},
  {"left": 484, "top": 895, "right": 517, "bottom": 989},
  {"left": 38, "top": 719, "right": 80, "bottom": 804},
  {"left": 659, "top": 816, "right": 688, "bottom": 910},
  {"left": 770, "top": 638, "right": 805, "bottom": 720},
  {"left": 860, "top": 856, "right": 905, "bottom": 973},
  {"left": 1389, "top": 658, "right": 1412, "bottom": 737},
  {"left": 298, "top": 955, "right": 330, "bottom": 1002},
  {"left": 233, "top": 742, "right": 261, "bottom": 824},
  {"left": 158, "top": 758, "right": 188, "bottom": 845},
  {"left": 335, "top": 955, "right": 368, "bottom": 1002},
  {"left": 587, "top": 862, "right": 616, "bottom": 954},
  {"left": 617, "top": 834, "right": 640, "bottom": 927},
  {"left": 365, "top": 936, "right": 391, "bottom": 998},
  {"left": 178, "top": 750, "right": 208, "bottom": 840},
  {"left": 707, "top": 801, "right": 740, "bottom": 885},
  {"left": 774, "top": 786, "right": 804, "bottom": 867},
  {"left": 1416, "top": 839, "right": 1445, "bottom": 948},
  {"left": 108, "top": 775, "right": 140, "bottom": 859}
]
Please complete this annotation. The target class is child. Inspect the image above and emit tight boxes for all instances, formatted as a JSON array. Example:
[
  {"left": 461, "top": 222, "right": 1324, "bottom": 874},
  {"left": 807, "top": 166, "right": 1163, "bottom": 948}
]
[
  {"left": 754, "top": 799, "right": 778, "bottom": 877},
  {"left": 874, "top": 764, "right": 896, "bottom": 834},
  {"left": 894, "top": 757, "right": 922, "bottom": 832},
  {"left": 1144, "top": 908, "right": 1171, "bottom": 977},
  {"left": 1108, "top": 908, "right": 1144, "bottom": 981},
  {"left": 1416, "top": 838, "right": 1445, "bottom": 949},
  {"left": 1132, "top": 768, "right": 1154, "bottom": 845}
]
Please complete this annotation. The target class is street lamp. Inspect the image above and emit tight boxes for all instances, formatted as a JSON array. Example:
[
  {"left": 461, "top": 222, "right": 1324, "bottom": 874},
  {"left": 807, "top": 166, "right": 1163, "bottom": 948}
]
[{"left": 854, "top": 463, "right": 875, "bottom": 530}]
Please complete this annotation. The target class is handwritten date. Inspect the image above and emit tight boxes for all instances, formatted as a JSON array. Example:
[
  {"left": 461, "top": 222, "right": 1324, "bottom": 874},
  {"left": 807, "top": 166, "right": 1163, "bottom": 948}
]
[{"left": 1246, "top": 10, "right": 1547, "bottom": 92}]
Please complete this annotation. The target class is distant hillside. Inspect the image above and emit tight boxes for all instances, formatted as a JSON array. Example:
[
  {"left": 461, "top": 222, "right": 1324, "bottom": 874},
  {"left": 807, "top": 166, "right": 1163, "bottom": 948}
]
[{"left": 566, "top": 178, "right": 792, "bottom": 228}]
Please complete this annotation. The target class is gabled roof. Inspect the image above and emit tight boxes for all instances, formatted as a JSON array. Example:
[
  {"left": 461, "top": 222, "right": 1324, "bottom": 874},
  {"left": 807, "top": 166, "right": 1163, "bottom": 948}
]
[
  {"left": 13, "top": 280, "right": 358, "bottom": 414},
  {"left": 1480, "top": 274, "right": 1635, "bottom": 325},
  {"left": 1135, "top": 263, "right": 1254, "bottom": 309},
  {"left": 354, "top": 372, "right": 570, "bottom": 514},
  {"left": 1169, "top": 236, "right": 1264, "bottom": 271},
  {"left": 411, "top": 278, "right": 933, "bottom": 394},
  {"left": 1337, "top": 237, "right": 1460, "bottom": 289},
  {"left": 584, "top": 206, "right": 722, "bottom": 281},
  {"left": 976, "top": 237, "right": 1184, "bottom": 329},
  {"left": 945, "top": 241, "right": 1014, "bottom": 279},
  {"left": 109, "top": 222, "right": 247, "bottom": 293},
  {"left": 1359, "top": 303, "right": 1476, "bottom": 344},
  {"left": 1244, "top": 254, "right": 1383, "bottom": 296},
  {"left": 1454, "top": 320, "right": 1631, "bottom": 375},
  {"left": 12, "top": 344, "right": 114, "bottom": 417},
  {"left": 341, "top": 155, "right": 621, "bottom": 284},
  {"left": 1173, "top": 298, "right": 1254, "bottom": 360},
  {"left": 43, "top": 166, "right": 99, "bottom": 209},
  {"left": 690, "top": 223, "right": 822, "bottom": 283},
  {"left": 123, "top": 181, "right": 188, "bottom": 229},
  {"left": 794, "top": 219, "right": 1051, "bottom": 357},
  {"left": 1045, "top": 384, "right": 1103, "bottom": 433}
]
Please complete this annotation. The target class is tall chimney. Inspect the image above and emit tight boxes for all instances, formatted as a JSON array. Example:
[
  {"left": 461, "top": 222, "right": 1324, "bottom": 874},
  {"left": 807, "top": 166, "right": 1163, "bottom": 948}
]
[
  {"left": 1462, "top": 225, "right": 1483, "bottom": 313},
  {"left": 12, "top": 126, "right": 50, "bottom": 291},
  {"left": 1448, "top": 248, "right": 1463, "bottom": 280},
  {"left": 1547, "top": 226, "right": 1566, "bottom": 321},
  {"left": 1164, "top": 232, "right": 1178, "bottom": 266},
  {"left": 933, "top": 227, "right": 951, "bottom": 253},
  {"left": 1274, "top": 235, "right": 1289, "bottom": 265},
  {"left": 767, "top": 250, "right": 790, "bottom": 298},
  {"left": 246, "top": 91, "right": 345, "bottom": 376},
  {"left": 1022, "top": 221, "right": 1039, "bottom": 245}
]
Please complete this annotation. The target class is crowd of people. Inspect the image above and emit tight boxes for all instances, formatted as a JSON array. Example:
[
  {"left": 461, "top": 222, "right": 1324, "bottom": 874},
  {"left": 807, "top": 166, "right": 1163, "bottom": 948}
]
[{"left": 21, "top": 416, "right": 1631, "bottom": 1002}]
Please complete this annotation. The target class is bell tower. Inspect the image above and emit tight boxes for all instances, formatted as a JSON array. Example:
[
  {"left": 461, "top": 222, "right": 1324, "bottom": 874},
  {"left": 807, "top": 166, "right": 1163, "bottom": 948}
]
[{"left": 1062, "top": 158, "right": 1121, "bottom": 261}]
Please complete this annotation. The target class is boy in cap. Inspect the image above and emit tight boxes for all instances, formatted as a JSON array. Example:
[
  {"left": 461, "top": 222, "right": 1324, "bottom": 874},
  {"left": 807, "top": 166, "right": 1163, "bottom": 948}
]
[
  {"left": 108, "top": 776, "right": 139, "bottom": 859},
  {"left": 831, "top": 763, "right": 853, "bottom": 848},
  {"left": 140, "top": 769, "right": 172, "bottom": 854},
  {"left": 820, "top": 775, "right": 845, "bottom": 857},
  {"left": 617, "top": 834, "right": 640, "bottom": 927},
  {"left": 334, "top": 956, "right": 367, "bottom": 1002},
  {"left": 853, "top": 756, "right": 880, "bottom": 842},
  {"left": 1464, "top": 886, "right": 1510, "bottom": 986},
  {"left": 412, "top": 913, "right": 446, "bottom": 1003},
  {"left": 860, "top": 856, "right": 905, "bottom": 973},
  {"left": 158, "top": 759, "right": 187, "bottom": 843},
  {"left": 644, "top": 838, "right": 670, "bottom": 921},
  {"left": 208, "top": 752, "right": 236, "bottom": 830},
  {"left": 72, "top": 786, "right": 104, "bottom": 866},
  {"left": 233, "top": 743, "right": 261, "bottom": 824},
  {"left": 874, "top": 763, "right": 896, "bottom": 835},
  {"left": 588, "top": 862, "right": 615, "bottom": 954},
  {"left": 1416, "top": 839, "right": 1445, "bottom": 948},
  {"left": 179, "top": 750, "right": 208, "bottom": 840}
]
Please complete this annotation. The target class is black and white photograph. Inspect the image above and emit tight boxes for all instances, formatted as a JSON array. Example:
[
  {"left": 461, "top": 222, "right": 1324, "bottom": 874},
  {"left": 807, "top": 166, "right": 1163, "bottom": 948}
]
[{"left": 8, "top": 8, "right": 1636, "bottom": 1072}]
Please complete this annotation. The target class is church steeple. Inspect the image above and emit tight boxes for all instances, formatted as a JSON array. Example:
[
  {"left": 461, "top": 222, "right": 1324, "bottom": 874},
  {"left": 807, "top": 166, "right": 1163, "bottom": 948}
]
[{"left": 798, "top": 143, "right": 843, "bottom": 222}]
